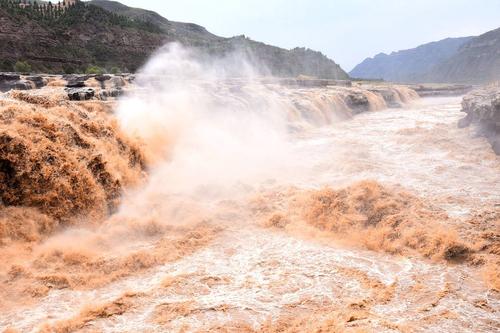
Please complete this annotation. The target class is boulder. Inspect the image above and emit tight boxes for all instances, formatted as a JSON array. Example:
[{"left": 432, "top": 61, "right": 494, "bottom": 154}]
[
  {"left": 99, "top": 88, "right": 123, "bottom": 100},
  {"left": 95, "top": 75, "right": 112, "bottom": 82},
  {"left": 0, "top": 79, "right": 33, "bottom": 92},
  {"left": 65, "top": 87, "right": 95, "bottom": 101},
  {"left": 64, "top": 74, "right": 93, "bottom": 88},
  {"left": 25, "top": 75, "right": 46, "bottom": 89},
  {"left": 0, "top": 74, "right": 23, "bottom": 92},
  {"left": 66, "top": 80, "right": 86, "bottom": 88},
  {"left": 0, "top": 73, "right": 20, "bottom": 81},
  {"left": 345, "top": 92, "right": 370, "bottom": 114}
]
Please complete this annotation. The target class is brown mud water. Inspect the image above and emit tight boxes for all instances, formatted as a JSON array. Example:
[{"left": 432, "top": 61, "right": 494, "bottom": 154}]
[{"left": 0, "top": 46, "right": 498, "bottom": 333}]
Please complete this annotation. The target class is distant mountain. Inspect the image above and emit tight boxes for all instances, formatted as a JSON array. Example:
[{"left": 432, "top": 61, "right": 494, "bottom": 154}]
[
  {"left": 349, "top": 37, "right": 474, "bottom": 82},
  {"left": 0, "top": 0, "right": 348, "bottom": 79},
  {"left": 422, "top": 27, "right": 500, "bottom": 84}
]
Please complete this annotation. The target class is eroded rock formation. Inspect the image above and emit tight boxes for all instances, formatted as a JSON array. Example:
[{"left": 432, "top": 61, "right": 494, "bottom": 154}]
[{"left": 459, "top": 86, "right": 500, "bottom": 154}]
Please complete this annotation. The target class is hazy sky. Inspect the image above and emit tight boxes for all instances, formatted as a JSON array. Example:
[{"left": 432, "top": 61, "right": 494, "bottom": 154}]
[{"left": 113, "top": 0, "right": 500, "bottom": 71}]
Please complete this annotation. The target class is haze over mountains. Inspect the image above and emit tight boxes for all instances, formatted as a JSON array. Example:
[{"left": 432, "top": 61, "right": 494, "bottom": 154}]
[
  {"left": 350, "top": 27, "right": 500, "bottom": 84},
  {"left": 0, "top": 0, "right": 348, "bottom": 79},
  {"left": 349, "top": 37, "right": 474, "bottom": 82}
]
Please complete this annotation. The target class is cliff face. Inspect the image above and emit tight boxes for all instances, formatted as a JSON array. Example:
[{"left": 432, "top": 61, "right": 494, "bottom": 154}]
[
  {"left": 424, "top": 28, "right": 500, "bottom": 84},
  {"left": 349, "top": 37, "right": 473, "bottom": 82},
  {"left": 0, "top": 1, "right": 348, "bottom": 79},
  {"left": 459, "top": 86, "right": 500, "bottom": 154}
]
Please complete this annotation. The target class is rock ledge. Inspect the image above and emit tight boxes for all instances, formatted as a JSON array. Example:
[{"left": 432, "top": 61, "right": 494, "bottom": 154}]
[{"left": 459, "top": 86, "right": 500, "bottom": 154}]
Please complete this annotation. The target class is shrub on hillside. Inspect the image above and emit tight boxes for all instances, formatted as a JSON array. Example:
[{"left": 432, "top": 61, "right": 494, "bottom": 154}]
[
  {"left": 85, "top": 65, "right": 105, "bottom": 75},
  {"left": 14, "top": 61, "right": 32, "bottom": 73}
]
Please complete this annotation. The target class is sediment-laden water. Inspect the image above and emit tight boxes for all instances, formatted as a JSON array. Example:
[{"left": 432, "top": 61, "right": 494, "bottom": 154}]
[
  {"left": 0, "top": 46, "right": 498, "bottom": 332},
  {"left": 0, "top": 94, "right": 498, "bottom": 333}
]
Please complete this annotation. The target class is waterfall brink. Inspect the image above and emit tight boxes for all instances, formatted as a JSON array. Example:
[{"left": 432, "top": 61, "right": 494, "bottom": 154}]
[
  {"left": 271, "top": 85, "right": 418, "bottom": 128},
  {"left": 364, "top": 90, "right": 388, "bottom": 111},
  {"left": 393, "top": 85, "right": 420, "bottom": 103}
]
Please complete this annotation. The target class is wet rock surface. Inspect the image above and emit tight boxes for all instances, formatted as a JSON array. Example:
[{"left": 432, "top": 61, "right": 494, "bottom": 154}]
[
  {"left": 65, "top": 87, "right": 96, "bottom": 101},
  {"left": 0, "top": 74, "right": 30, "bottom": 92},
  {"left": 25, "top": 75, "right": 46, "bottom": 89},
  {"left": 0, "top": 73, "right": 133, "bottom": 100},
  {"left": 0, "top": 74, "right": 420, "bottom": 111},
  {"left": 410, "top": 83, "right": 474, "bottom": 97},
  {"left": 345, "top": 92, "right": 370, "bottom": 114},
  {"left": 459, "top": 86, "right": 500, "bottom": 154}
]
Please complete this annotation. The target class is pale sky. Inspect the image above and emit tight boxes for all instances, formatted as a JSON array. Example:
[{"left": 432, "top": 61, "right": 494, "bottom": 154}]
[{"left": 111, "top": 0, "right": 500, "bottom": 71}]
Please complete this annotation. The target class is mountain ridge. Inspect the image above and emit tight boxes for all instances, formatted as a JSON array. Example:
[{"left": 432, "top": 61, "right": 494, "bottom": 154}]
[
  {"left": 350, "top": 27, "right": 500, "bottom": 84},
  {"left": 422, "top": 27, "right": 500, "bottom": 84},
  {"left": 0, "top": 0, "right": 348, "bottom": 79},
  {"left": 349, "top": 36, "right": 474, "bottom": 82}
]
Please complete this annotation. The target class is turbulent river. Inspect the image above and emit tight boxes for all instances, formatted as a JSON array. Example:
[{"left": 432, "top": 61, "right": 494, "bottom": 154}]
[
  {"left": 1, "top": 94, "right": 498, "bottom": 332},
  {"left": 0, "top": 45, "right": 498, "bottom": 333}
]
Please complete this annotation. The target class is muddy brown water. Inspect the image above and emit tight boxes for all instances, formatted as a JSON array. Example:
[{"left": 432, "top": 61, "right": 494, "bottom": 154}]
[{"left": 0, "top": 97, "right": 498, "bottom": 332}]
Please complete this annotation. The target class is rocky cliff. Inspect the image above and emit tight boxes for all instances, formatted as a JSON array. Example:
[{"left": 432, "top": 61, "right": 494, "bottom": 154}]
[
  {"left": 0, "top": 0, "right": 348, "bottom": 79},
  {"left": 424, "top": 28, "right": 500, "bottom": 84},
  {"left": 459, "top": 85, "right": 500, "bottom": 154}
]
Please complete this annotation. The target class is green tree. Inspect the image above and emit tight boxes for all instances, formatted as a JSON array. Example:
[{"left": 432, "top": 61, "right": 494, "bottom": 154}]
[
  {"left": 14, "top": 60, "right": 32, "bottom": 73},
  {"left": 110, "top": 66, "right": 121, "bottom": 75},
  {"left": 63, "top": 65, "right": 76, "bottom": 74},
  {"left": 85, "top": 65, "right": 104, "bottom": 75}
]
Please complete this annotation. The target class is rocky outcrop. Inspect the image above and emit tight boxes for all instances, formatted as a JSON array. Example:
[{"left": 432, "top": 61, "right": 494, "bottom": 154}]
[
  {"left": 1, "top": 73, "right": 131, "bottom": 100},
  {"left": 63, "top": 74, "right": 130, "bottom": 101},
  {"left": 65, "top": 87, "right": 96, "bottom": 101},
  {"left": 274, "top": 78, "right": 352, "bottom": 87},
  {"left": 459, "top": 86, "right": 500, "bottom": 154},
  {"left": 0, "top": 73, "right": 38, "bottom": 92},
  {"left": 0, "top": 74, "right": 48, "bottom": 92},
  {"left": 344, "top": 93, "right": 370, "bottom": 114},
  {"left": 409, "top": 84, "right": 473, "bottom": 97}
]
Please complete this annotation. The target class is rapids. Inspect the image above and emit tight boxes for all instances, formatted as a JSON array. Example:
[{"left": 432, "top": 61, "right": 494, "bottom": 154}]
[{"left": 1, "top": 97, "right": 498, "bottom": 332}]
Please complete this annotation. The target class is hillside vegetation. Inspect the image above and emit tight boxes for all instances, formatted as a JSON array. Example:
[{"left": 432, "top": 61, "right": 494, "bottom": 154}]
[{"left": 0, "top": 0, "right": 348, "bottom": 78}]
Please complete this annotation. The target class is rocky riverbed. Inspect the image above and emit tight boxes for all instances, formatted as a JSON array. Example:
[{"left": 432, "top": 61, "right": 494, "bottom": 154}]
[{"left": 0, "top": 73, "right": 471, "bottom": 105}]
